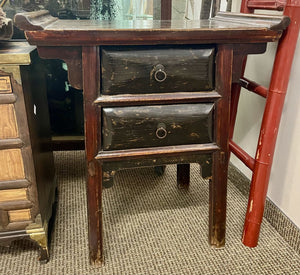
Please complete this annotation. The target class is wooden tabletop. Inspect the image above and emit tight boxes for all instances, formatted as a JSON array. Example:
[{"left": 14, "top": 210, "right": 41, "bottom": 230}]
[{"left": 14, "top": 10, "right": 290, "bottom": 46}]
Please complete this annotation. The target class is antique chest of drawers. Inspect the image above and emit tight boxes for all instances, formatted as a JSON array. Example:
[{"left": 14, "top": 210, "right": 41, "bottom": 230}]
[
  {"left": 0, "top": 42, "right": 56, "bottom": 262},
  {"left": 14, "top": 10, "right": 288, "bottom": 264}
]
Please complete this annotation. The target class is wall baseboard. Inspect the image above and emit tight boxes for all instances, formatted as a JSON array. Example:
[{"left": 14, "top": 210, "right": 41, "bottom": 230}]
[{"left": 228, "top": 163, "right": 300, "bottom": 254}]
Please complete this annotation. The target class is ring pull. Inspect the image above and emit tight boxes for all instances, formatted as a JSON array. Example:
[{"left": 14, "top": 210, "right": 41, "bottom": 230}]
[
  {"left": 154, "top": 64, "right": 167, "bottom": 83},
  {"left": 156, "top": 123, "right": 167, "bottom": 139}
]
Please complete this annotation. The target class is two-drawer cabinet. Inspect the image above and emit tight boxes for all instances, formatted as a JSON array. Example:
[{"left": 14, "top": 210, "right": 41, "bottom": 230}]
[
  {"left": 13, "top": 11, "right": 288, "bottom": 264},
  {"left": 0, "top": 42, "right": 56, "bottom": 262},
  {"left": 98, "top": 45, "right": 217, "bottom": 187}
]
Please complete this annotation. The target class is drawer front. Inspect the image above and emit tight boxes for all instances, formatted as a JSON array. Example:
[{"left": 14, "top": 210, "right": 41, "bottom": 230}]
[
  {"left": 101, "top": 46, "right": 214, "bottom": 95},
  {"left": 0, "top": 149, "right": 25, "bottom": 181},
  {"left": 0, "top": 104, "right": 19, "bottom": 139},
  {"left": 102, "top": 104, "right": 214, "bottom": 150}
]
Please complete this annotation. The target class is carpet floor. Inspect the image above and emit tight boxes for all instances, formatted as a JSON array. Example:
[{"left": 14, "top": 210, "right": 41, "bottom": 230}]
[{"left": 0, "top": 151, "right": 299, "bottom": 275}]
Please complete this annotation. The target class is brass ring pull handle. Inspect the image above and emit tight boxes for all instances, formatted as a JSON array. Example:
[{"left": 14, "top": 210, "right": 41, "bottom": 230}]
[
  {"left": 156, "top": 123, "right": 167, "bottom": 139},
  {"left": 154, "top": 64, "right": 167, "bottom": 82}
]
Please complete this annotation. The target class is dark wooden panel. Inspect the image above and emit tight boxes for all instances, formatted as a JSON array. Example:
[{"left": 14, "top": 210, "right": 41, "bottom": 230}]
[
  {"left": 102, "top": 104, "right": 214, "bottom": 150},
  {"left": 102, "top": 154, "right": 212, "bottom": 178},
  {"left": 19, "top": 56, "right": 56, "bottom": 225},
  {"left": 102, "top": 154, "right": 212, "bottom": 188},
  {"left": 101, "top": 46, "right": 214, "bottom": 94}
]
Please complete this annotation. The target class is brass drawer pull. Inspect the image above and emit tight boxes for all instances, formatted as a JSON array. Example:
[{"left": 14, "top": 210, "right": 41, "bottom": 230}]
[
  {"left": 154, "top": 64, "right": 167, "bottom": 83},
  {"left": 156, "top": 123, "right": 167, "bottom": 139}
]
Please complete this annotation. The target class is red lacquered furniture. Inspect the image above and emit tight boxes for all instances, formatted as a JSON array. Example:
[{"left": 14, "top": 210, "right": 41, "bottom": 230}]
[
  {"left": 229, "top": 0, "right": 300, "bottom": 247},
  {"left": 14, "top": 7, "right": 288, "bottom": 264}
]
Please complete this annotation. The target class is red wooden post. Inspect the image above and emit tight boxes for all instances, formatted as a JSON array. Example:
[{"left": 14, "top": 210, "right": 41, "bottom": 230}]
[{"left": 242, "top": 0, "right": 300, "bottom": 247}]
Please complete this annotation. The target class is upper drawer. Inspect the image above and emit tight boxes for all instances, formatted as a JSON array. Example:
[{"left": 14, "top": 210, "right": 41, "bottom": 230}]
[
  {"left": 101, "top": 46, "right": 215, "bottom": 95},
  {"left": 102, "top": 103, "right": 214, "bottom": 151}
]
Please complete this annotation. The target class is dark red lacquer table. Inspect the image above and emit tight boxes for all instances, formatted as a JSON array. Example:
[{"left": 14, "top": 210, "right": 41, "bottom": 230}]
[{"left": 14, "top": 10, "right": 288, "bottom": 264}]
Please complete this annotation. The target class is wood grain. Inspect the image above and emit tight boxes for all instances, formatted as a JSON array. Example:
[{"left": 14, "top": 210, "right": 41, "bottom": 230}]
[
  {"left": 0, "top": 188, "right": 27, "bottom": 203},
  {"left": 0, "top": 104, "right": 19, "bottom": 139},
  {"left": 8, "top": 209, "right": 31, "bottom": 222},
  {"left": 0, "top": 149, "right": 25, "bottom": 181}
]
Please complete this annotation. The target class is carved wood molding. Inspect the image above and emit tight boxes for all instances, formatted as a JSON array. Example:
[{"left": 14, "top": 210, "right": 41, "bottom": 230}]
[
  {"left": 212, "top": 11, "right": 290, "bottom": 31},
  {"left": 14, "top": 10, "right": 57, "bottom": 31},
  {"left": 37, "top": 46, "right": 83, "bottom": 90},
  {"left": 232, "top": 43, "right": 267, "bottom": 83}
]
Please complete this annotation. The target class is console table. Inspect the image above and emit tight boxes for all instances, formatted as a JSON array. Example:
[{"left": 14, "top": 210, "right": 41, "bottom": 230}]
[{"left": 14, "top": 10, "right": 289, "bottom": 264}]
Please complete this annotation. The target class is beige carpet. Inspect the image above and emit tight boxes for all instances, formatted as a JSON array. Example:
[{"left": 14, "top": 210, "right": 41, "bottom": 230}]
[{"left": 0, "top": 151, "right": 299, "bottom": 275}]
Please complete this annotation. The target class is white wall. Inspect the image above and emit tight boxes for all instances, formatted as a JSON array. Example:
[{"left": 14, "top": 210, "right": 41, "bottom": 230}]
[{"left": 230, "top": 2, "right": 300, "bottom": 228}]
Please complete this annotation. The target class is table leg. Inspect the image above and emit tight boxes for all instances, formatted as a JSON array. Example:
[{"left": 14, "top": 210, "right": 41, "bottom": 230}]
[
  {"left": 82, "top": 46, "right": 103, "bottom": 264},
  {"left": 208, "top": 44, "right": 232, "bottom": 247},
  {"left": 209, "top": 151, "right": 228, "bottom": 247}
]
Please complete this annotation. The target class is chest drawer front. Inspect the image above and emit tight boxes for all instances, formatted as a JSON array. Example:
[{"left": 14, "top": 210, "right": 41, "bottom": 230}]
[
  {"left": 101, "top": 46, "right": 214, "bottom": 95},
  {"left": 102, "top": 104, "right": 214, "bottom": 150}
]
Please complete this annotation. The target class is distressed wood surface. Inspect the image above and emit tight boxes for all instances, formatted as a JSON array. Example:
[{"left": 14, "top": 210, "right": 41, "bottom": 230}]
[
  {"left": 102, "top": 104, "right": 214, "bottom": 150},
  {"left": 11, "top": 10, "right": 289, "bottom": 265},
  {"left": 103, "top": 153, "right": 212, "bottom": 178},
  {"left": 0, "top": 104, "right": 19, "bottom": 139},
  {"left": 13, "top": 11, "right": 289, "bottom": 46},
  {"left": 96, "top": 143, "right": 219, "bottom": 162},
  {"left": 101, "top": 46, "right": 214, "bottom": 94}
]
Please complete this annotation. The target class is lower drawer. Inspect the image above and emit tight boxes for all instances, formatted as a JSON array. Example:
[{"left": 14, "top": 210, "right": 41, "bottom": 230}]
[{"left": 102, "top": 103, "right": 214, "bottom": 150}]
